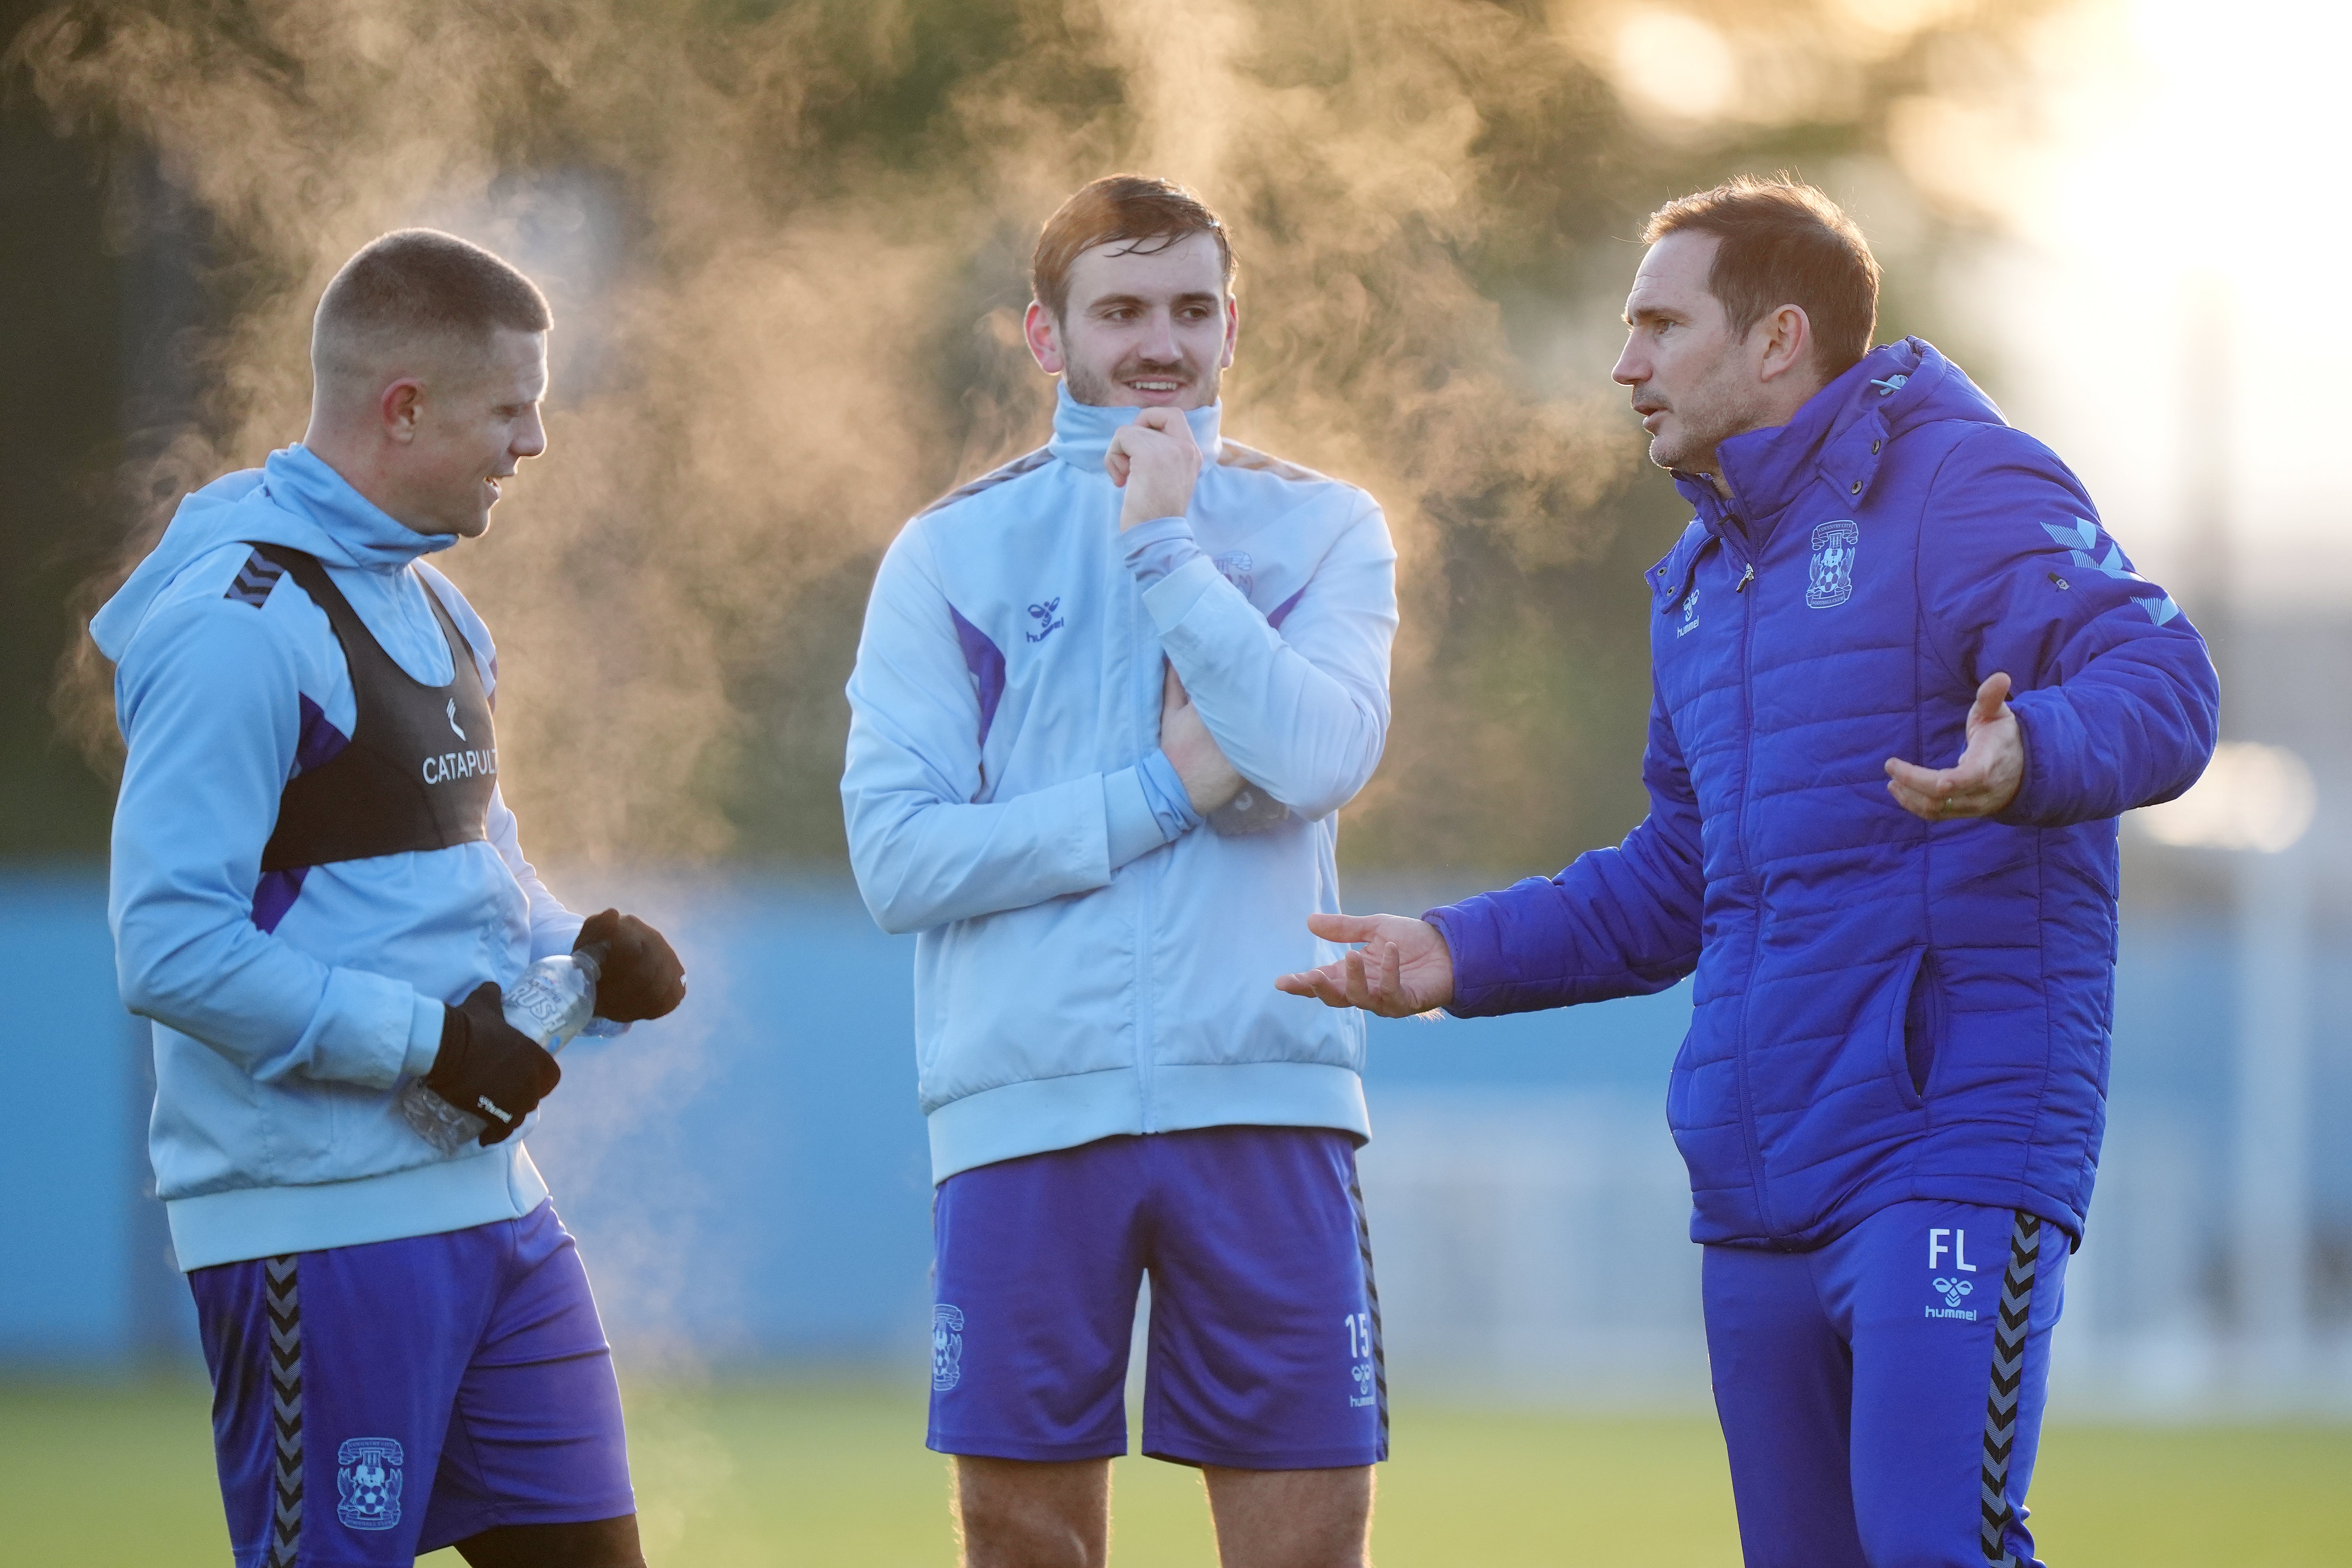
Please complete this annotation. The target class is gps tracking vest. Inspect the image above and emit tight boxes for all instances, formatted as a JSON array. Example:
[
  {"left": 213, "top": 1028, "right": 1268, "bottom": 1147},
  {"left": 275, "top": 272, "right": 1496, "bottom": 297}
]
[{"left": 251, "top": 544, "right": 498, "bottom": 871}]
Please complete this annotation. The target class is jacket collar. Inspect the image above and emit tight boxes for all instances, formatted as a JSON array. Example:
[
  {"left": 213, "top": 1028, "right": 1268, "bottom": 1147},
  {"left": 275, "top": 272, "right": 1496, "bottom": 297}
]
[
  {"left": 1671, "top": 339, "right": 1943, "bottom": 540},
  {"left": 1046, "top": 380, "right": 1224, "bottom": 477},
  {"left": 259, "top": 443, "right": 461, "bottom": 571}
]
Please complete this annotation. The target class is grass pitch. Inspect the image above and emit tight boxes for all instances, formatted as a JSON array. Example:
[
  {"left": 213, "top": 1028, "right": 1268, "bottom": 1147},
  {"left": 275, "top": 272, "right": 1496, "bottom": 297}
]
[{"left": 2, "top": 1379, "right": 2347, "bottom": 1565}]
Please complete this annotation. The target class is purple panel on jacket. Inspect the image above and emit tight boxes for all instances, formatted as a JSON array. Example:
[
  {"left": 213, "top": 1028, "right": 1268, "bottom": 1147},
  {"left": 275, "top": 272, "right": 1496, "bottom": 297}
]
[
  {"left": 949, "top": 605, "right": 1007, "bottom": 747},
  {"left": 253, "top": 697, "right": 350, "bottom": 931}
]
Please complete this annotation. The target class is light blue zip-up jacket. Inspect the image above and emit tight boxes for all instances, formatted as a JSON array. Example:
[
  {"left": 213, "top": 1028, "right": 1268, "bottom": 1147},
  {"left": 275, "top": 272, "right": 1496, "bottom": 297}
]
[
  {"left": 842, "top": 387, "right": 1399, "bottom": 1181},
  {"left": 95, "top": 445, "right": 583, "bottom": 1271}
]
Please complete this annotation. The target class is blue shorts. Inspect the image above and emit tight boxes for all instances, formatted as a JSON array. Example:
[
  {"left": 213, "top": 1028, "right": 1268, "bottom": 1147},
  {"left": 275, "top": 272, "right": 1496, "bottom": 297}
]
[
  {"left": 187, "top": 1199, "right": 635, "bottom": 1568},
  {"left": 928, "top": 1126, "right": 1387, "bottom": 1471},
  {"left": 1702, "top": 1199, "right": 2070, "bottom": 1568}
]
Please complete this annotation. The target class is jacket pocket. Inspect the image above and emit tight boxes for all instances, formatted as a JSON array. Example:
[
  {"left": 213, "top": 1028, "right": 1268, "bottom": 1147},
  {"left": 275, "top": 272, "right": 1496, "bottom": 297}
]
[{"left": 1886, "top": 947, "right": 1944, "bottom": 1109}]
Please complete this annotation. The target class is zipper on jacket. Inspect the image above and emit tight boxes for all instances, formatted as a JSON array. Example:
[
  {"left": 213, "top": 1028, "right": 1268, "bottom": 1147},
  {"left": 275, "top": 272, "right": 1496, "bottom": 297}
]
[
  {"left": 1724, "top": 514, "right": 1775, "bottom": 1234},
  {"left": 1131, "top": 577, "right": 1158, "bottom": 1131}
]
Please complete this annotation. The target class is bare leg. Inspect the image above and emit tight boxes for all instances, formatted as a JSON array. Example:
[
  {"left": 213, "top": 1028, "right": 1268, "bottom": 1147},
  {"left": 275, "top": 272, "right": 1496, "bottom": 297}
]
[
  {"left": 1202, "top": 1466, "right": 1373, "bottom": 1568},
  {"left": 953, "top": 1456, "right": 1112, "bottom": 1568},
  {"left": 452, "top": 1515, "right": 645, "bottom": 1567}
]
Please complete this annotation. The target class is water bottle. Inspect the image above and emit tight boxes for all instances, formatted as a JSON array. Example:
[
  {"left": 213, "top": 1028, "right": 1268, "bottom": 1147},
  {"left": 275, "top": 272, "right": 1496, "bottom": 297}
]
[{"left": 398, "top": 941, "right": 610, "bottom": 1154}]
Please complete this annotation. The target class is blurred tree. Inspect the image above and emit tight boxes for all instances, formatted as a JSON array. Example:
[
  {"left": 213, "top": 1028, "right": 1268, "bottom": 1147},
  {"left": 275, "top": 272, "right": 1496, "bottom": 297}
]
[{"left": 2, "top": 0, "right": 2053, "bottom": 874}]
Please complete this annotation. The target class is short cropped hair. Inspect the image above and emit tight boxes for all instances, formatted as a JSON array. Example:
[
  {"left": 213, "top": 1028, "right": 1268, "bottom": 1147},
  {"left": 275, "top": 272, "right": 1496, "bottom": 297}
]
[
  {"left": 1643, "top": 176, "right": 1879, "bottom": 377},
  {"left": 1030, "top": 175, "right": 1234, "bottom": 321},
  {"left": 312, "top": 228, "right": 550, "bottom": 382}
]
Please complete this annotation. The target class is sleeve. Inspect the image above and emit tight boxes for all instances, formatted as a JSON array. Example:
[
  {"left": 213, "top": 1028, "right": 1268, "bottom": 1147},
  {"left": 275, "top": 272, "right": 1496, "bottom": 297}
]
[
  {"left": 1915, "top": 428, "right": 2221, "bottom": 827},
  {"left": 841, "top": 523, "right": 1184, "bottom": 935},
  {"left": 1426, "top": 676, "right": 1706, "bottom": 1017},
  {"left": 108, "top": 597, "right": 440, "bottom": 1089},
  {"left": 485, "top": 786, "right": 583, "bottom": 961},
  {"left": 1136, "top": 497, "right": 1399, "bottom": 820}
]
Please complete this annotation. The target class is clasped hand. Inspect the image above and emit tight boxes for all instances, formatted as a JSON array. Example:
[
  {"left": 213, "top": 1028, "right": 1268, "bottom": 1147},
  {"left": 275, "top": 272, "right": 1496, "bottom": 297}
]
[{"left": 1105, "top": 405, "right": 1202, "bottom": 530}]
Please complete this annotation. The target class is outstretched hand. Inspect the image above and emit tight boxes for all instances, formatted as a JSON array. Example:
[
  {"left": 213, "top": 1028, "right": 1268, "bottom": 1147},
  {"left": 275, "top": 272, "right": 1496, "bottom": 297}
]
[
  {"left": 1884, "top": 672, "right": 2024, "bottom": 822},
  {"left": 1275, "top": 912, "right": 1456, "bottom": 1018}
]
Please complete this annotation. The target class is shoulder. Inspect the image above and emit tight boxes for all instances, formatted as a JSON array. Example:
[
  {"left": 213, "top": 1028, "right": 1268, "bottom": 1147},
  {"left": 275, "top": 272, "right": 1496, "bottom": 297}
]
[
  {"left": 914, "top": 446, "right": 1056, "bottom": 522},
  {"left": 1215, "top": 439, "right": 1375, "bottom": 511}
]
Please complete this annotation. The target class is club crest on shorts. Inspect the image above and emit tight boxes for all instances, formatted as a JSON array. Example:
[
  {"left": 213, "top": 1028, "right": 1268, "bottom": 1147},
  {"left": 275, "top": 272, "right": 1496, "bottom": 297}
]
[
  {"left": 1807, "top": 520, "right": 1858, "bottom": 608},
  {"left": 932, "top": 1303, "right": 965, "bottom": 1392},
  {"left": 335, "top": 1436, "right": 404, "bottom": 1531}
]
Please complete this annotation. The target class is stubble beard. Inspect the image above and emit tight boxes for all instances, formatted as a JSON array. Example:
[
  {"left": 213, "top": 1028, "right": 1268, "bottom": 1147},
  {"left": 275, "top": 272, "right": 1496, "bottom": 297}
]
[{"left": 1065, "top": 351, "right": 1222, "bottom": 410}]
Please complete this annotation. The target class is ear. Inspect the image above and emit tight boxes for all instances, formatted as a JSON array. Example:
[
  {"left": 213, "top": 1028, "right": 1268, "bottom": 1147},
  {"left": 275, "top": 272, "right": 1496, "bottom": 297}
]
[
  {"left": 378, "top": 377, "right": 426, "bottom": 444},
  {"left": 1023, "top": 300, "right": 1064, "bottom": 376},
  {"left": 1755, "top": 303, "right": 1813, "bottom": 385},
  {"left": 1219, "top": 294, "right": 1239, "bottom": 371}
]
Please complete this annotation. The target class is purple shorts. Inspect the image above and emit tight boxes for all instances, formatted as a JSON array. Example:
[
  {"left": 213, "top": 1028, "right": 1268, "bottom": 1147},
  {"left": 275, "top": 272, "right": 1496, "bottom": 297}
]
[
  {"left": 188, "top": 1200, "right": 634, "bottom": 1567},
  {"left": 928, "top": 1126, "right": 1387, "bottom": 1471}
]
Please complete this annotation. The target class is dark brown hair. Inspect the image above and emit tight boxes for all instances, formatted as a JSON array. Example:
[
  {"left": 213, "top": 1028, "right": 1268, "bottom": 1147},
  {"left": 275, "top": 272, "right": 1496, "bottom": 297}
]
[
  {"left": 1030, "top": 175, "right": 1234, "bottom": 320},
  {"left": 313, "top": 228, "right": 551, "bottom": 376},
  {"left": 1643, "top": 175, "right": 1879, "bottom": 377}
]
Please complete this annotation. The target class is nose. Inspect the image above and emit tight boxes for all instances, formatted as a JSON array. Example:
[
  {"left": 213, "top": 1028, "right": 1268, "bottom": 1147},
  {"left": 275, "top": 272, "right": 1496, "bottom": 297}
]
[
  {"left": 513, "top": 406, "right": 548, "bottom": 461},
  {"left": 1611, "top": 333, "right": 1644, "bottom": 388},
  {"left": 1139, "top": 307, "right": 1182, "bottom": 364}
]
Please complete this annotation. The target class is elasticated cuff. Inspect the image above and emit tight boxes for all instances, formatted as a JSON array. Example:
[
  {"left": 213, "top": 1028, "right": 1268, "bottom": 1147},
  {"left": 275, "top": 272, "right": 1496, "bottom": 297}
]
[
  {"left": 1121, "top": 514, "right": 1202, "bottom": 587},
  {"left": 1103, "top": 765, "right": 1170, "bottom": 870},
  {"left": 404, "top": 995, "right": 446, "bottom": 1078}
]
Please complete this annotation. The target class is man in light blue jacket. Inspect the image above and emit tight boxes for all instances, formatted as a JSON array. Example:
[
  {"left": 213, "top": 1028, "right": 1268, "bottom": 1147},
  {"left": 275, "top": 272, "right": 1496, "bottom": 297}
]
[
  {"left": 100, "top": 230, "right": 682, "bottom": 1568},
  {"left": 842, "top": 176, "right": 1399, "bottom": 1568}
]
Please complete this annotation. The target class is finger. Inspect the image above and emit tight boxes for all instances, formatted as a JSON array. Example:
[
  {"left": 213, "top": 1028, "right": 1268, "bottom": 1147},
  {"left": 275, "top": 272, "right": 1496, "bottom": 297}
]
[
  {"left": 1885, "top": 780, "right": 1941, "bottom": 821},
  {"left": 1341, "top": 947, "right": 1374, "bottom": 1009},
  {"left": 1972, "top": 671, "right": 2013, "bottom": 723},
  {"left": 1883, "top": 758, "right": 1946, "bottom": 792},
  {"left": 1134, "top": 406, "right": 1179, "bottom": 432},
  {"left": 1306, "top": 912, "right": 1388, "bottom": 944},
  {"left": 1379, "top": 940, "right": 1405, "bottom": 1009}
]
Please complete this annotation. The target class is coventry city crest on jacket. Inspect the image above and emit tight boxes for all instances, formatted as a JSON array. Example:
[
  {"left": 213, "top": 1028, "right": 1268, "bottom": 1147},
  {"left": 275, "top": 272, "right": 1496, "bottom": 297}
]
[{"left": 1807, "top": 520, "right": 1859, "bottom": 609}]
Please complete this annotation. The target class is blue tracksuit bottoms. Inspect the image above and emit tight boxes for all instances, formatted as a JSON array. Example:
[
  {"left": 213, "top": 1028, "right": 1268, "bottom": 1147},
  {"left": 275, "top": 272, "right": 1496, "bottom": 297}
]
[{"left": 1702, "top": 1198, "right": 2069, "bottom": 1568}]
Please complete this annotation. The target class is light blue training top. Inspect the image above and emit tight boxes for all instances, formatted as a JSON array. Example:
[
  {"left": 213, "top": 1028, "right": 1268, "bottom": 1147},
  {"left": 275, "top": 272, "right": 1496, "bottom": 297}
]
[
  {"left": 96, "top": 445, "right": 582, "bottom": 1270},
  {"left": 842, "top": 385, "right": 1400, "bottom": 1182}
]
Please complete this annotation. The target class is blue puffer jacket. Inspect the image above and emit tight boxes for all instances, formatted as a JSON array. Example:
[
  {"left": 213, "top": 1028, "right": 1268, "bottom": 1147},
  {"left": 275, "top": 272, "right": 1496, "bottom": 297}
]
[{"left": 1427, "top": 339, "right": 2219, "bottom": 1250}]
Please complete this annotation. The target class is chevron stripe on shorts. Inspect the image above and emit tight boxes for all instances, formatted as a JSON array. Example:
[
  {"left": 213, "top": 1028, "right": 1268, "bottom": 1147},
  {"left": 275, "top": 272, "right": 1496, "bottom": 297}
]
[
  {"left": 1977, "top": 1212, "right": 2040, "bottom": 1566},
  {"left": 263, "top": 1254, "right": 303, "bottom": 1568},
  {"left": 1345, "top": 1166, "right": 1389, "bottom": 1452}
]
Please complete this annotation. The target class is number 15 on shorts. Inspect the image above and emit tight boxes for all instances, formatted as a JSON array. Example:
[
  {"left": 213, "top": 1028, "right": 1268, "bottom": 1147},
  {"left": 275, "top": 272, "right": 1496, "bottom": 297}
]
[{"left": 1344, "top": 1311, "right": 1377, "bottom": 1407}]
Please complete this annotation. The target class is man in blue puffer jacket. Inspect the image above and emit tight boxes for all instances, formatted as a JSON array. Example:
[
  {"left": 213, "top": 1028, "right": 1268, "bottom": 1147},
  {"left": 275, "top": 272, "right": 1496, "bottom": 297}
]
[{"left": 1279, "top": 178, "right": 2218, "bottom": 1567}]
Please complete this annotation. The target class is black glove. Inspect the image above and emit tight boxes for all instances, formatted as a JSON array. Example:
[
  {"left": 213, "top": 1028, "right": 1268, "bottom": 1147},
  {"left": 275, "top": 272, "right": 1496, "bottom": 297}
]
[
  {"left": 424, "top": 983, "right": 561, "bottom": 1146},
  {"left": 575, "top": 908, "right": 686, "bottom": 1022}
]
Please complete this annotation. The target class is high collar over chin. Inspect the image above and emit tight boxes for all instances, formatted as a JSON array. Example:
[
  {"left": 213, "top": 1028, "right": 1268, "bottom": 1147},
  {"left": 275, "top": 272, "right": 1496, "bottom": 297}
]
[
  {"left": 265, "top": 444, "right": 460, "bottom": 571},
  {"left": 1047, "top": 380, "right": 1224, "bottom": 477}
]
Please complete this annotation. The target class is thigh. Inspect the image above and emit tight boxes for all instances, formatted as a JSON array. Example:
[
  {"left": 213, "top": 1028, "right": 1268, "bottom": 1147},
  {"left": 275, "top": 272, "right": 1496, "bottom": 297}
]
[
  {"left": 1700, "top": 1243, "right": 1869, "bottom": 1568},
  {"left": 1844, "top": 1202, "right": 2068, "bottom": 1568},
  {"left": 1139, "top": 1127, "right": 1384, "bottom": 1471},
  {"left": 189, "top": 1228, "right": 503, "bottom": 1568},
  {"left": 929, "top": 1137, "right": 1151, "bottom": 1462},
  {"left": 420, "top": 1203, "right": 637, "bottom": 1551}
]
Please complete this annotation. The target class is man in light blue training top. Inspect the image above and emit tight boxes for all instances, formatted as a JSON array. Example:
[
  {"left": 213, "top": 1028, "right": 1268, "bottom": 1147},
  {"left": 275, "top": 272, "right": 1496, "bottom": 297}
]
[
  {"left": 842, "top": 175, "right": 1399, "bottom": 1568},
  {"left": 99, "top": 229, "right": 684, "bottom": 1568},
  {"left": 1279, "top": 178, "right": 2220, "bottom": 1568}
]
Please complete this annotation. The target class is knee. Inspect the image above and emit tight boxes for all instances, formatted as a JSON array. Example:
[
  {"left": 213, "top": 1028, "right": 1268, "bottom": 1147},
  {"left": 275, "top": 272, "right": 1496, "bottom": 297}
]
[{"left": 955, "top": 1458, "right": 1107, "bottom": 1568}]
